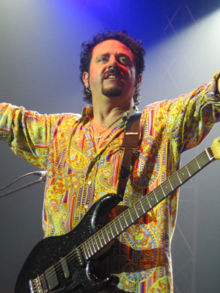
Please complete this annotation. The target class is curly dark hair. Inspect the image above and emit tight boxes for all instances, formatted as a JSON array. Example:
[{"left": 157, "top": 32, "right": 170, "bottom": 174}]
[{"left": 80, "top": 31, "right": 146, "bottom": 105}]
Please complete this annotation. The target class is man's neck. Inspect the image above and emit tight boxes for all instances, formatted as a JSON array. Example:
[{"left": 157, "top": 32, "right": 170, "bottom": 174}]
[{"left": 92, "top": 96, "right": 133, "bottom": 128}]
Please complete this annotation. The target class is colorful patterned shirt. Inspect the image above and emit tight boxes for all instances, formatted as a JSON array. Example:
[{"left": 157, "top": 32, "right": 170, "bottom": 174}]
[{"left": 0, "top": 72, "right": 220, "bottom": 292}]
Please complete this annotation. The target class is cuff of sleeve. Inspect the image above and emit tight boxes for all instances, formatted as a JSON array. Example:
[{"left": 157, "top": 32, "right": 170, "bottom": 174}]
[{"left": 214, "top": 71, "right": 220, "bottom": 97}]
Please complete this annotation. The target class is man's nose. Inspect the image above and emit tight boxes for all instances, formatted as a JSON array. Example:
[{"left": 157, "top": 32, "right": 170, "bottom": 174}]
[{"left": 108, "top": 55, "right": 118, "bottom": 66}]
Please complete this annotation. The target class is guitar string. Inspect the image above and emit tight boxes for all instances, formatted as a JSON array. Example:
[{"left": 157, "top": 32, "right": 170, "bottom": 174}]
[
  {"left": 37, "top": 164, "right": 189, "bottom": 284},
  {"left": 37, "top": 197, "right": 153, "bottom": 286},
  {"left": 37, "top": 170, "right": 189, "bottom": 284},
  {"left": 37, "top": 150, "right": 210, "bottom": 286},
  {"left": 36, "top": 204, "right": 131, "bottom": 284},
  {"left": 38, "top": 176, "right": 185, "bottom": 285}
]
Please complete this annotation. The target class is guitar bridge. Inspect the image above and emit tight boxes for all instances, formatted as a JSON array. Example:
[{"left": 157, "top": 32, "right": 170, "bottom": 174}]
[{"left": 29, "top": 276, "right": 45, "bottom": 293}]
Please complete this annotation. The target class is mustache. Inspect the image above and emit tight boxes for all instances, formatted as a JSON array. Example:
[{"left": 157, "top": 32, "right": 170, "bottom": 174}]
[{"left": 103, "top": 66, "right": 123, "bottom": 79}]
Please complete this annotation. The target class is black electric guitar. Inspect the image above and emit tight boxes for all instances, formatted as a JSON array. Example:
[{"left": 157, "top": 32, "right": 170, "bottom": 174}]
[{"left": 15, "top": 137, "right": 220, "bottom": 293}]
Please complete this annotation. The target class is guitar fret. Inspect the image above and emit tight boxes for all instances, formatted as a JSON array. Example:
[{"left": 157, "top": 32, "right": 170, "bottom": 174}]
[
  {"left": 120, "top": 214, "right": 128, "bottom": 229},
  {"left": 132, "top": 207, "right": 138, "bottom": 220},
  {"left": 146, "top": 197, "right": 152, "bottom": 208},
  {"left": 93, "top": 235, "right": 99, "bottom": 251},
  {"left": 128, "top": 209, "right": 134, "bottom": 222},
  {"left": 133, "top": 205, "right": 140, "bottom": 218},
  {"left": 170, "top": 173, "right": 181, "bottom": 189},
  {"left": 100, "top": 232, "right": 107, "bottom": 247},
  {"left": 117, "top": 218, "right": 124, "bottom": 232},
  {"left": 153, "top": 190, "right": 159, "bottom": 203},
  {"left": 93, "top": 238, "right": 99, "bottom": 253},
  {"left": 185, "top": 165, "right": 192, "bottom": 176},
  {"left": 103, "top": 227, "right": 110, "bottom": 243},
  {"left": 139, "top": 200, "right": 146, "bottom": 213},
  {"left": 86, "top": 241, "right": 92, "bottom": 258},
  {"left": 154, "top": 186, "right": 164, "bottom": 201},
  {"left": 101, "top": 230, "right": 108, "bottom": 245},
  {"left": 82, "top": 244, "right": 89, "bottom": 260},
  {"left": 116, "top": 220, "right": 122, "bottom": 235},
  {"left": 95, "top": 234, "right": 102, "bottom": 251},
  {"left": 108, "top": 228, "right": 114, "bottom": 240},
  {"left": 108, "top": 223, "right": 115, "bottom": 238},
  {"left": 194, "top": 157, "right": 201, "bottom": 169},
  {"left": 89, "top": 239, "right": 95, "bottom": 255},
  {"left": 168, "top": 178, "right": 174, "bottom": 190},
  {"left": 197, "top": 151, "right": 210, "bottom": 167},
  {"left": 113, "top": 221, "right": 120, "bottom": 235},
  {"left": 142, "top": 196, "right": 149, "bottom": 210},
  {"left": 127, "top": 208, "right": 136, "bottom": 225},
  {"left": 176, "top": 171, "right": 182, "bottom": 184},
  {"left": 90, "top": 239, "right": 96, "bottom": 254},
  {"left": 160, "top": 185, "right": 166, "bottom": 197},
  {"left": 98, "top": 233, "right": 104, "bottom": 247},
  {"left": 135, "top": 201, "right": 145, "bottom": 217},
  {"left": 123, "top": 212, "right": 130, "bottom": 227},
  {"left": 187, "top": 160, "right": 199, "bottom": 175},
  {"left": 113, "top": 213, "right": 128, "bottom": 233},
  {"left": 161, "top": 181, "right": 172, "bottom": 195},
  {"left": 205, "top": 148, "right": 213, "bottom": 161},
  {"left": 148, "top": 193, "right": 157, "bottom": 206},
  {"left": 111, "top": 222, "right": 119, "bottom": 237},
  {"left": 178, "top": 166, "right": 190, "bottom": 182}
]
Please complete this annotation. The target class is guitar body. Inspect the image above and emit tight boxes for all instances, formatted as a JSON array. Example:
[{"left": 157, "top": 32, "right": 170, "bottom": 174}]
[{"left": 15, "top": 194, "right": 121, "bottom": 293}]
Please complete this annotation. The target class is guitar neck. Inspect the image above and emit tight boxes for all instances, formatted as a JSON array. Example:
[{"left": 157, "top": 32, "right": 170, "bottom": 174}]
[{"left": 78, "top": 147, "right": 214, "bottom": 260}]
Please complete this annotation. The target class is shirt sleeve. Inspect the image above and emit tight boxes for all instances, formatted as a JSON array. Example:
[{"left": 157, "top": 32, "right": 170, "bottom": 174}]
[
  {"left": 165, "top": 71, "right": 220, "bottom": 152},
  {"left": 0, "top": 103, "right": 51, "bottom": 169}
]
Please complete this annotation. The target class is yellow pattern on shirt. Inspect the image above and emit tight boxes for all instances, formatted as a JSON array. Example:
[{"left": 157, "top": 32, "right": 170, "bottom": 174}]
[{"left": 0, "top": 72, "right": 220, "bottom": 292}]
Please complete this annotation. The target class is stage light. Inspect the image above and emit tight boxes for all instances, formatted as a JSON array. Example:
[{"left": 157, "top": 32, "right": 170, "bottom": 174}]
[{"left": 141, "top": 8, "right": 220, "bottom": 107}]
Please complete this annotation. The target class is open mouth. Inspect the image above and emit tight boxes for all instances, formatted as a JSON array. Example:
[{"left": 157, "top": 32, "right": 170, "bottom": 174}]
[{"left": 103, "top": 72, "right": 123, "bottom": 81}]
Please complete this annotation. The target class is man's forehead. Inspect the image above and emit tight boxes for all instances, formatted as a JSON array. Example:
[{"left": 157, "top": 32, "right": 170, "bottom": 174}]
[{"left": 91, "top": 39, "right": 134, "bottom": 57}]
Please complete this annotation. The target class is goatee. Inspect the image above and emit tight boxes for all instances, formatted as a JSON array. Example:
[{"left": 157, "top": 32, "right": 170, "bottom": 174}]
[{"left": 102, "top": 87, "right": 123, "bottom": 97}]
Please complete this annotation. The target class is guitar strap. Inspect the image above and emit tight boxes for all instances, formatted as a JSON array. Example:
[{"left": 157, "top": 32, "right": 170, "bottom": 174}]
[{"left": 117, "top": 113, "right": 141, "bottom": 199}]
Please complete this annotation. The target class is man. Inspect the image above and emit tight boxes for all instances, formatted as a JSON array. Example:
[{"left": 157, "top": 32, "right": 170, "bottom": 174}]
[{"left": 0, "top": 31, "right": 220, "bottom": 292}]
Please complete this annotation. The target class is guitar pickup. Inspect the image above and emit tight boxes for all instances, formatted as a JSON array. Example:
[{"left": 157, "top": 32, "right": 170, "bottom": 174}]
[{"left": 60, "top": 257, "right": 70, "bottom": 279}]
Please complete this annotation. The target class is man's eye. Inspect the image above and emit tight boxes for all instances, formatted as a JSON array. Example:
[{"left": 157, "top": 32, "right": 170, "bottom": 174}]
[
  {"left": 98, "top": 56, "right": 108, "bottom": 62},
  {"left": 119, "top": 56, "right": 130, "bottom": 65}
]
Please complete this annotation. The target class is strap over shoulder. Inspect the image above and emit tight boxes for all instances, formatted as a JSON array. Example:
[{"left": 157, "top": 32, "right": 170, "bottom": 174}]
[{"left": 117, "top": 113, "right": 141, "bottom": 198}]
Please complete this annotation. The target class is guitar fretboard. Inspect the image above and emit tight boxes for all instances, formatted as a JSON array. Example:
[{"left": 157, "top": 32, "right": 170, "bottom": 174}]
[{"left": 80, "top": 147, "right": 214, "bottom": 260}]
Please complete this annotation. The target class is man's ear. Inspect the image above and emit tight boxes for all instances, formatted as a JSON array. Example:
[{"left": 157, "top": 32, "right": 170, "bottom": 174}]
[
  {"left": 135, "top": 74, "right": 142, "bottom": 89},
  {"left": 82, "top": 72, "right": 89, "bottom": 88},
  {"left": 136, "top": 74, "right": 142, "bottom": 87}
]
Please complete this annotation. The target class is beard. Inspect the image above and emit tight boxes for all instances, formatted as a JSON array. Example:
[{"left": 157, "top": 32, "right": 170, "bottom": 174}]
[{"left": 101, "top": 84, "right": 123, "bottom": 97}]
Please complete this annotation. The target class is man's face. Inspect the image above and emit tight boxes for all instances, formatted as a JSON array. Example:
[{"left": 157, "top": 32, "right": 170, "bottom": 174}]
[{"left": 83, "top": 39, "right": 140, "bottom": 104}]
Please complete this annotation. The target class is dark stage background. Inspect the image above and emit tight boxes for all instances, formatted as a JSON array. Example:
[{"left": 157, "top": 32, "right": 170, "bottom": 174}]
[{"left": 0, "top": 0, "right": 220, "bottom": 292}]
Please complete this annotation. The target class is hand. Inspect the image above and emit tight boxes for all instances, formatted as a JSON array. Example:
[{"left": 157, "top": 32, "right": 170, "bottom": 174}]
[{"left": 218, "top": 75, "right": 220, "bottom": 94}]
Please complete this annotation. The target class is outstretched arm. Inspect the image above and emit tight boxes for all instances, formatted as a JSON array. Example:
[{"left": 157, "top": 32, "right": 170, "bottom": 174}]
[{"left": 0, "top": 103, "right": 50, "bottom": 169}]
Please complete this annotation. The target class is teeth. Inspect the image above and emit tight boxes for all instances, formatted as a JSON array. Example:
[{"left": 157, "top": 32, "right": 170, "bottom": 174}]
[{"left": 107, "top": 75, "right": 117, "bottom": 79}]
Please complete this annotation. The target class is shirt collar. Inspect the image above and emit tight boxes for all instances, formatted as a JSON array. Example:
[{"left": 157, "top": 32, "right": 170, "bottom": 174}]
[
  {"left": 80, "top": 106, "right": 93, "bottom": 124},
  {"left": 80, "top": 105, "right": 139, "bottom": 124}
]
